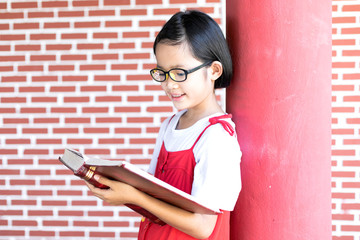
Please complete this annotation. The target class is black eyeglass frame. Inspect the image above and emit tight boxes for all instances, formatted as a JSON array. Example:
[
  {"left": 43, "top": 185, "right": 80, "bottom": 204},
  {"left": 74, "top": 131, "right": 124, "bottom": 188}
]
[{"left": 150, "top": 61, "right": 212, "bottom": 82}]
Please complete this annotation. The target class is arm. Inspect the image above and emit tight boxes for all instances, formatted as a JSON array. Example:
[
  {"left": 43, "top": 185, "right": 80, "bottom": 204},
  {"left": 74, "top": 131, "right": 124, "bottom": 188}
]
[{"left": 86, "top": 174, "right": 217, "bottom": 239}]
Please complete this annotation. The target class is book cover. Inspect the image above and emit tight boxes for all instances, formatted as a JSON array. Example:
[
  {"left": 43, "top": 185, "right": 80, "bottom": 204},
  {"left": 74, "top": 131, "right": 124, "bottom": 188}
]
[{"left": 59, "top": 148, "right": 220, "bottom": 225}]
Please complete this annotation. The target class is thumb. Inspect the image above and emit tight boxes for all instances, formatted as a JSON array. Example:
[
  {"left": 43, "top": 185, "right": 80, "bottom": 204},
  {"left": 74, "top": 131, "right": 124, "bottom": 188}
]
[{"left": 94, "top": 174, "right": 112, "bottom": 187}]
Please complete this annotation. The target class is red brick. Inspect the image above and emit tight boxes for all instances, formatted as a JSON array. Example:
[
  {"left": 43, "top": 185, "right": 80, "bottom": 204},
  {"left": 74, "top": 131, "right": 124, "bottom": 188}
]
[
  {"left": 128, "top": 117, "right": 153, "bottom": 123},
  {"left": 83, "top": 128, "right": 109, "bottom": 134},
  {"left": 154, "top": 8, "right": 181, "bottom": 15},
  {"left": 92, "top": 53, "right": 118, "bottom": 60},
  {"left": 95, "top": 96, "right": 122, "bottom": 102},
  {"left": 0, "top": 23, "right": 9, "bottom": 30},
  {"left": 2, "top": 75, "right": 26, "bottom": 82},
  {"left": 49, "top": 64, "right": 75, "bottom": 71},
  {"left": 93, "top": 32, "right": 118, "bottom": 39},
  {"left": 12, "top": 2, "right": 37, "bottom": 8},
  {"left": 44, "top": 22, "right": 70, "bottom": 28},
  {"left": 98, "top": 138, "right": 124, "bottom": 144},
  {"left": 0, "top": 169, "right": 20, "bottom": 175},
  {"left": 53, "top": 128, "right": 79, "bottom": 134},
  {"left": 114, "top": 107, "right": 141, "bottom": 112},
  {"left": 120, "top": 9, "right": 147, "bottom": 16},
  {"left": 112, "top": 85, "right": 139, "bottom": 91},
  {"left": 123, "top": 31, "right": 150, "bottom": 38},
  {"left": 51, "top": 107, "right": 77, "bottom": 113},
  {"left": 94, "top": 75, "right": 120, "bottom": 81},
  {"left": 0, "top": 190, "right": 22, "bottom": 195},
  {"left": 0, "top": 230, "right": 25, "bottom": 236},
  {"left": 0, "top": 149, "right": 17, "bottom": 155},
  {"left": 128, "top": 96, "right": 153, "bottom": 102},
  {"left": 111, "top": 63, "right": 137, "bottom": 70},
  {"left": 65, "top": 118, "right": 91, "bottom": 124},
  {"left": 90, "top": 231, "right": 115, "bottom": 238},
  {"left": 30, "top": 33, "right": 56, "bottom": 40},
  {"left": 28, "top": 210, "right": 53, "bottom": 216},
  {"left": 42, "top": 1, "right": 68, "bottom": 8},
  {"left": 67, "top": 139, "right": 93, "bottom": 144},
  {"left": 332, "top": 39, "right": 355, "bottom": 46},
  {"left": 96, "top": 117, "right": 122, "bottom": 123},
  {"left": 58, "top": 210, "right": 84, "bottom": 216},
  {"left": 104, "top": 0, "right": 130, "bottom": 5},
  {"left": 42, "top": 200, "right": 67, "bottom": 206},
  {"left": 58, "top": 10, "right": 84, "bottom": 17},
  {"left": 12, "top": 220, "right": 37, "bottom": 226},
  {"left": 28, "top": 11, "right": 54, "bottom": 18},
  {"left": 342, "top": 4, "right": 360, "bottom": 11},
  {"left": 80, "top": 64, "right": 106, "bottom": 71},
  {"left": 11, "top": 199, "right": 37, "bottom": 205},
  {"left": 57, "top": 190, "right": 82, "bottom": 196},
  {"left": 115, "top": 128, "right": 141, "bottom": 134},
  {"left": 6, "top": 139, "right": 31, "bottom": 144},
  {"left": 62, "top": 75, "right": 88, "bottom": 82},
  {"left": 147, "top": 106, "right": 173, "bottom": 112},
  {"left": 89, "top": 10, "right": 115, "bottom": 16},
  {"left": 108, "top": 42, "right": 135, "bottom": 49},
  {"left": 341, "top": 28, "right": 360, "bottom": 34},
  {"left": 46, "top": 44, "right": 72, "bottom": 50},
  {"left": 0, "top": 87, "right": 15, "bottom": 92},
  {"left": 34, "top": 118, "right": 60, "bottom": 124},
  {"left": 74, "top": 21, "right": 101, "bottom": 28},
  {"left": 61, "top": 33, "right": 87, "bottom": 39},
  {"left": 73, "top": 0, "right": 98, "bottom": 7},
  {"left": 21, "top": 108, "right": 47, "bottom": 114},
  {"left": 1, "top": 97, "right": 26, "bottom": 103},
  {"left": 0, "top": 66, "right": 12, "bottom": 72},
  {"left": 0, "top": 56, "right": 25, "bottom": 62},
  {"left": 3, "top": 118, "right": 29, "bottom": 124},
  {"left": 18, "top": 65, "right": 44, "bottom": 71},
  {"left": 0, "top": 12, "right": 24, "bottom": 19},
  {"left": 30, "top": 230, "right": 55, "bottom": 237},
  {"left": 24, "top": 149, "right": 49, "bottom": 155},
  {"left": 27, "top": 190, "right": 52, "bottom": 196},
  {"left": 14, "top": 22, "right": 39, "bottom": 29},
  {"left": 36, "top": 138, "right": 62, "bottom": 144},
  {"left": 30, "top": 54, "right": 56, "bottom": 61},
  {"left": 124, "top": 53, "right": 150, "bottom": 60},
  {"left": 82, "top": 107, "right": 108, "bottom": 113},
  {"left": 43, "top": 221, "right": 68, "bottom": 226},
  {"left": 60, "top": 231, "right": 85, "bottom": 237},
  {"left": 77, "top": 43, "right": 103, "bottom": 49},
  {"left": 64, "top": 96, "right": 90, "bottom": 103},
  {"left": 139, "top": 20, "right": 166, "bottom": 27},
  {"left": 105, "top": 20, "right": 132, "bottom": 27}
]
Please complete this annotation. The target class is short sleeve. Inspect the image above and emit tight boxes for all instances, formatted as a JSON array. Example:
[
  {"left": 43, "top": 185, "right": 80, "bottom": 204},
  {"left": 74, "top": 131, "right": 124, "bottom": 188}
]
[{"left": 191, "top": 123, "right": 242, "bottom": 211}]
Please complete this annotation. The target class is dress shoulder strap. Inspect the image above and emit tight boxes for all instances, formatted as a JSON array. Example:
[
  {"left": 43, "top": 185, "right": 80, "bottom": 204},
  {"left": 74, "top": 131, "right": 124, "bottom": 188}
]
[{"left": 190, "top": 114, "right": 235, "bottom": 150}]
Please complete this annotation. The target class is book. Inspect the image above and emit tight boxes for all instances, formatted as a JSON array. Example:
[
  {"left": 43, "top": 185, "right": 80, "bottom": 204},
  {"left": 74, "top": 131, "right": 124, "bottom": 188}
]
[{"left": 59, "top": 148, "right": 220, "bottom": 225}]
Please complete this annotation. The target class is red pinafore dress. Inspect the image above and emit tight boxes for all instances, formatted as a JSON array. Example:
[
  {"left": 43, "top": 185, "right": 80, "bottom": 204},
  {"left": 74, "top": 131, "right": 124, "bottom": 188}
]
[{"left": 138, "top": 114, "right": 235, "bottom": 240}]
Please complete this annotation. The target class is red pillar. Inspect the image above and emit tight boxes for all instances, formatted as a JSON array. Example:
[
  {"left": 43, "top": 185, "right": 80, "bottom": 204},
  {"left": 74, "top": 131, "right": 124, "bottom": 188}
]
[{"left": 226, "top": 1, "right": 332, "bottom": 239}]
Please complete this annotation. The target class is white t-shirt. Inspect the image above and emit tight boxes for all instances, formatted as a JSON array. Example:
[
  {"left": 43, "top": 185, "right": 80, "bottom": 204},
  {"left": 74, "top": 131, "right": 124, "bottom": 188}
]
[{"left": 148, "top": 110, "right": 242, "bottom": 211}]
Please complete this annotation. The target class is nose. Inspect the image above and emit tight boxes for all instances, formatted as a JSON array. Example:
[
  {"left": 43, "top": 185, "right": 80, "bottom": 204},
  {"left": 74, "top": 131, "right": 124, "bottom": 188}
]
[{"left": 162, "top": 75, "right": 179, "bottom": 89}]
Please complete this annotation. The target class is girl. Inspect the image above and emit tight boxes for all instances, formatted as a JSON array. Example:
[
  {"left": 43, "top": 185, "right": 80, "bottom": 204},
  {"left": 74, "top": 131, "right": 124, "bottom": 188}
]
[{"left": 86, "top": 10, "right": 241, "bottom": 240}]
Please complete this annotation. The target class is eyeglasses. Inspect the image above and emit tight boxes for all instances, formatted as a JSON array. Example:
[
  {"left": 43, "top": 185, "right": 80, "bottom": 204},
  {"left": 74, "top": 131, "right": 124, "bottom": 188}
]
[{"left": 150, "top": 62, "right": 211, "bottom": 82}]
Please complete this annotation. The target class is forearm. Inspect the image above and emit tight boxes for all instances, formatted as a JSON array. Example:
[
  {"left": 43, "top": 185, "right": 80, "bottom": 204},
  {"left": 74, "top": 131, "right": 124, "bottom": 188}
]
[{"left": 133, "top": 189, "right": 217, "bottom": 239}]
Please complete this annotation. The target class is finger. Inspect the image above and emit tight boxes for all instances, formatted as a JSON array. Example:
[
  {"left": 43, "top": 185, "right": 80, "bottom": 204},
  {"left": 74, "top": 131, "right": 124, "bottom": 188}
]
[{"left": 94, "top": 174, "right": 113, "bottom": 187}]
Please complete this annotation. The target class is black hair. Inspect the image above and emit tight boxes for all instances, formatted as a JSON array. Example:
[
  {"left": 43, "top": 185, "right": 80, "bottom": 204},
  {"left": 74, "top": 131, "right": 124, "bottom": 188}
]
[{"left": 153, "top": 10, "right": 233, "bottom": 89}]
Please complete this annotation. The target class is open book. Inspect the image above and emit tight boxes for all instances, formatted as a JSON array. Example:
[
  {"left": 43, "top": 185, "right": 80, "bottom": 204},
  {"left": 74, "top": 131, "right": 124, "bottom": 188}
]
[{"left": 59, "top": 148, "right": 220, "bottom": 225}]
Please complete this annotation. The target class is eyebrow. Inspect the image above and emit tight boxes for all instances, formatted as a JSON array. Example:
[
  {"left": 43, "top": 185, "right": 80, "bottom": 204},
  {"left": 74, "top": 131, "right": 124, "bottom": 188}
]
[{"left": 156, "top": 64, "right": 185, "bottom": 70}]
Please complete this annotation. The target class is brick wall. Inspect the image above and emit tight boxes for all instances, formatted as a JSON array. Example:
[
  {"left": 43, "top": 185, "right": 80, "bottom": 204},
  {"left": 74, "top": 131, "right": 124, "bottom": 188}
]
[
  {"left": 0, "top": 0, "right": 225, "bottom": 239},
  {"left": 1, "top": 0, "right": 359, "bottom": 240},
  {"left": 331, "top": 1, "right": 360, "bottom": 240}
]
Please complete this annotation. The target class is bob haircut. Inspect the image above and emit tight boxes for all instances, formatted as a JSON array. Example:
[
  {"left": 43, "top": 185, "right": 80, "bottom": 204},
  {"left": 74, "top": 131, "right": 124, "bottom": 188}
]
[{"left": 153, "top": 10, "right": 233, "bottom": 89}]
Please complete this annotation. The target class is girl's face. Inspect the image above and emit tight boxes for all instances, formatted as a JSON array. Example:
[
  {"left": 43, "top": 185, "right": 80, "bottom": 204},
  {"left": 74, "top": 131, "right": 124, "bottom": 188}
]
[{"left": 155, "top": 42, "right": 217, "bottom": 113}]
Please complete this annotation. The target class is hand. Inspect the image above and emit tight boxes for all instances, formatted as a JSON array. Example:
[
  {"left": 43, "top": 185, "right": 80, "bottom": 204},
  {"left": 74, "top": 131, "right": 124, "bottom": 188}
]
[{"left": 85, "top": 175, "right": 138, "bottom": 206}]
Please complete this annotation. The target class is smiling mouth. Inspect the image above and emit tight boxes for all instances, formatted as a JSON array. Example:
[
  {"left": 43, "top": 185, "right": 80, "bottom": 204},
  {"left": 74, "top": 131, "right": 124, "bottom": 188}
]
[{"left": 170, "top": 93, "right": 185, "bottom": 100}]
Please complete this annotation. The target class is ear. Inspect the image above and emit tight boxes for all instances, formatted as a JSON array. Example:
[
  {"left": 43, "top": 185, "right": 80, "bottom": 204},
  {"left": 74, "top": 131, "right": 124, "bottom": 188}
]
[{"left": 209, "top": 61, "right": 223, "bottom": 81}]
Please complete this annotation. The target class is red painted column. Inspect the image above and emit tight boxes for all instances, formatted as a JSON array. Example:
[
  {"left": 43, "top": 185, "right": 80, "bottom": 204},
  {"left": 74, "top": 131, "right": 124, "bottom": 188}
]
[{"left": 226, "top": 1, "right": 332, "bottom": 239}]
